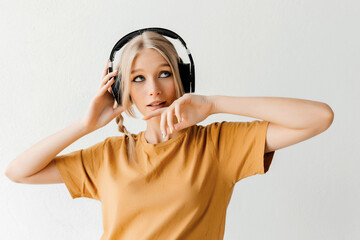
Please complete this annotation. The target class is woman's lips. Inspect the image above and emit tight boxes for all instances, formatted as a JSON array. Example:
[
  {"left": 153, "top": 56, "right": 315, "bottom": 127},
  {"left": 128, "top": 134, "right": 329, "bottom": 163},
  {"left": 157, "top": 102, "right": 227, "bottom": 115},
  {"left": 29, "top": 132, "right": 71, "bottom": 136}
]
[{"left": 147, "top": 102, "right": 166, "bottom": 110}]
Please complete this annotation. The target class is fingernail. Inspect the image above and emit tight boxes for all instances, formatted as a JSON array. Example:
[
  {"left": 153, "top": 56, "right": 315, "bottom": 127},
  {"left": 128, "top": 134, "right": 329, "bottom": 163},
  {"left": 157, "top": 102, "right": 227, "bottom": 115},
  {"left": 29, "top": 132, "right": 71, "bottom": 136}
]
[
  {"left": 181, "top": 117, "right": 184, "bottom": 122},
  {"left": 162, "top": 132, "right": 165, "bottom": 139},
  {"left": 170, "top": 128, "right": 173, "bottom": 134}
]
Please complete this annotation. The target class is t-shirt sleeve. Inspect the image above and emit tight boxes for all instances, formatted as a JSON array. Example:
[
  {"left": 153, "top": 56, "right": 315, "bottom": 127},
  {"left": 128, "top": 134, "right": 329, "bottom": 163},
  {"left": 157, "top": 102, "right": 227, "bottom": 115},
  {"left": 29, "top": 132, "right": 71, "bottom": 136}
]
[
  {"left": 208, "top": 120, "right": 275, "bottom": 185},
  {"left": 54, "top": 139, "right": 107, "bottom": 200}
]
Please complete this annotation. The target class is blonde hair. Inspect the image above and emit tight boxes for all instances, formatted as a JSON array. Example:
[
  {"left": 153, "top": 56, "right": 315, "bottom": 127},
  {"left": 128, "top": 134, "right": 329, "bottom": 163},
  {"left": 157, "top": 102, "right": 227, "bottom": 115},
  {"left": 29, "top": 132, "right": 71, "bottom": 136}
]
[{"left": 113, "top": 31, "right": 185, "bottom": 166}]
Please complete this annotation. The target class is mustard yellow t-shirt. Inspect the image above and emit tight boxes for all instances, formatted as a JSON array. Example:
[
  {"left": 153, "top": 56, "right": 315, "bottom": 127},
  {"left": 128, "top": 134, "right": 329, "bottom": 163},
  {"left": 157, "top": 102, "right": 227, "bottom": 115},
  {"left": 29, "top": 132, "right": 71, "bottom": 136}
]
[{"left": 54, "top": 120, "right": 275, "bottom": 240}]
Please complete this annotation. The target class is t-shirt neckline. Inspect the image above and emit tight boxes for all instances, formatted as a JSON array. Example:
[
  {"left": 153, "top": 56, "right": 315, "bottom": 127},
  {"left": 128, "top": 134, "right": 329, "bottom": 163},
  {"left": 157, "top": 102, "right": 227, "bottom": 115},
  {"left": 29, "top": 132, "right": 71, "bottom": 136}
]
[{"left": 140, "top": 127, "right": 189, "bottom": 149}]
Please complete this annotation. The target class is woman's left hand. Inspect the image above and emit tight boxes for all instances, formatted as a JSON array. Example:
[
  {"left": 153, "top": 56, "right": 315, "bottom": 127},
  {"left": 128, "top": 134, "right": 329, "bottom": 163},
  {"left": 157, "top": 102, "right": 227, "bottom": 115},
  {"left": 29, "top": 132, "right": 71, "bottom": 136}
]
[{"left": 142, "top": 94, "right": 214, "bottom": 137}]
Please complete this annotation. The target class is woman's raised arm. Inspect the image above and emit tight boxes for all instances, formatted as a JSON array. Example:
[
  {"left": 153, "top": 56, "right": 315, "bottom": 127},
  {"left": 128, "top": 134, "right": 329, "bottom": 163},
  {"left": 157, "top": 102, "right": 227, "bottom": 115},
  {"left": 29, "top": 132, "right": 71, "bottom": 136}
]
[
  {"left": 5, "top": 59, "right": 123, "bottom": 183},
  {"left": 4, "top": 118, "right": 90, "bottom": 183}
]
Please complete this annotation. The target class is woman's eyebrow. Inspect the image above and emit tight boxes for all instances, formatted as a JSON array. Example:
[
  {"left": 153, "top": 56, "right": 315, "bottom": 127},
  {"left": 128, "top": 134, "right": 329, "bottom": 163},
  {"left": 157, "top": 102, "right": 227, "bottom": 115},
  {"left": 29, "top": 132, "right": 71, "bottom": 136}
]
[{"left": 131, "top": 63, "right": 170, "bottom": 74}]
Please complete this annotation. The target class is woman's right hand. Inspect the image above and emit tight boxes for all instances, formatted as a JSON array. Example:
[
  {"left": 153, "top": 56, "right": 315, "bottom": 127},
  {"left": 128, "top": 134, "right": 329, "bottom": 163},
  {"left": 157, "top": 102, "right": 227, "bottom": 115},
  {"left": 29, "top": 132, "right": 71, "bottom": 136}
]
[{"left": 80, "top": 59, "right": 124, "bottom": 132}]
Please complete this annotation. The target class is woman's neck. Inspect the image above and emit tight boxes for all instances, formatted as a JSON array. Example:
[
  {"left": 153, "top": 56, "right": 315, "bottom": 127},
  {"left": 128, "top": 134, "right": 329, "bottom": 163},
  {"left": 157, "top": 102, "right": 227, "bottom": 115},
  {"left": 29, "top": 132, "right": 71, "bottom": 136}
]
[{"left": 144, "top": 116, "right": 180, "bottom": 144}]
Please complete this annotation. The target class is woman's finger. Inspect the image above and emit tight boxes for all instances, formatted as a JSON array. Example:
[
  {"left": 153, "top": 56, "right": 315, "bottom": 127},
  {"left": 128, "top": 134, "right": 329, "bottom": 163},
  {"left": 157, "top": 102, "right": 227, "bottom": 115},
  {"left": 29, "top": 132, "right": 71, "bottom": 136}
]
[
  {"left": 99, "top": 78, "right": 115, "bottom": 96},
  {"left": 101, "top": 59, "right": 110, "bottom": 79},
  {"left": 99, "top": 70, "right": 118, "bottom": 89},
  {"left": 160, "top": 111, "right": 168, "bottom": 138},
  {"left": 142, "top": 107, "right": 165, "bottom": 120},
  {"left": 167, "top": 106, "right": 175, "bottom": 134},
  {"left": 174, "top": 101, "right": 182, "bottom": 125}
]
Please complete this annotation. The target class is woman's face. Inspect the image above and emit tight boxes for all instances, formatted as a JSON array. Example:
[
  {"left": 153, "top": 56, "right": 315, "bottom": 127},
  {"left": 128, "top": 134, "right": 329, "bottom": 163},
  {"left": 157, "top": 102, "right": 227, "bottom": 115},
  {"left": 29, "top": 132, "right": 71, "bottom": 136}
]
[{"left": 129, "top": 48, "right": 177, "bottom": 118}]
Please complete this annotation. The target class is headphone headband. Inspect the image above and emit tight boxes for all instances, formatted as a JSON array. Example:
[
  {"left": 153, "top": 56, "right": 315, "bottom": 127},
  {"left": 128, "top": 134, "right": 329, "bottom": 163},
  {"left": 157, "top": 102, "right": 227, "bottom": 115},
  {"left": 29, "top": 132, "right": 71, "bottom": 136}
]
[{"left": 109, "top": 27, "right": 189, "bottom": 60}]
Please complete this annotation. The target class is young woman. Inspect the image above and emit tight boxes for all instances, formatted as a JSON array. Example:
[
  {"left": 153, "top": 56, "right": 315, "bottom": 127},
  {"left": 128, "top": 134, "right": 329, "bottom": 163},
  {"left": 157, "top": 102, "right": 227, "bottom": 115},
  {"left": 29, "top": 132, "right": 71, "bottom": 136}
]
[{"left": 5, "top": 31, "right": 334, "bottom": 239}]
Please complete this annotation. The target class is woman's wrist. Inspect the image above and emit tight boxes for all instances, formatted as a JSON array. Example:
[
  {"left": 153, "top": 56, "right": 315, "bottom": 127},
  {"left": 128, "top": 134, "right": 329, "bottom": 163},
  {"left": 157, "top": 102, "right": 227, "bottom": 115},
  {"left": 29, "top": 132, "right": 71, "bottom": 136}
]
[
  {"left": 207, "top": 95, "right": 218, "bottom": 115},
  {"left": 77, "top": 117, "right": 95, "bottom": 135}
]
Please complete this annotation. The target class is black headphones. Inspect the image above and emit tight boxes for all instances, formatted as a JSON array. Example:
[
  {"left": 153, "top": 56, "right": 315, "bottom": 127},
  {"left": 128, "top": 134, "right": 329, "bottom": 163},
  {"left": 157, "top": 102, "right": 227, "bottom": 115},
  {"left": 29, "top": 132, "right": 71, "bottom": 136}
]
[{"left": 107, "top": 27, "right": 195, "bottom": 105}]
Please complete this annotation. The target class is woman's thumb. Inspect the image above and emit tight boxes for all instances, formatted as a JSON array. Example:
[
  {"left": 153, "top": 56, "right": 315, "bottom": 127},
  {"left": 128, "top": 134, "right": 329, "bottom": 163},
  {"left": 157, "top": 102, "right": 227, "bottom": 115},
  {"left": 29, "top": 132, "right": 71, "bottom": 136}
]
[{"left": 114, "top": 106, "right": 123, "bottom": 116}]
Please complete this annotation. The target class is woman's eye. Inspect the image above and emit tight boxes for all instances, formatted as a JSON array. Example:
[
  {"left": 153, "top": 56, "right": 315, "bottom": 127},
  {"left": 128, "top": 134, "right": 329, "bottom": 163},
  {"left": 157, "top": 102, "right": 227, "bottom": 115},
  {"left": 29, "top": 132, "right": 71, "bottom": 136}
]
[
  {"left": 160, "top": 71, "right": 172, "bottom": 78},
  {"left": 132, "top": 75, "right": 145, "bottom": 82},
  {"left": 132, "top": 71, "right": 172, "bottom": 83}
]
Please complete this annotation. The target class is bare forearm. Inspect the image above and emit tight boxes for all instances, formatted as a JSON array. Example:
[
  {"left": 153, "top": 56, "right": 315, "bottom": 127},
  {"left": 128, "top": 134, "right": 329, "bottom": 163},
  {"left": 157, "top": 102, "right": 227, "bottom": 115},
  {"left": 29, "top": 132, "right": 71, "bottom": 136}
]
[
  {"left": 209, "top": 95, "right": 334, "bottom": 130},
  {"left": 5, "top": 118, "right": 91, "bottom": 180}
]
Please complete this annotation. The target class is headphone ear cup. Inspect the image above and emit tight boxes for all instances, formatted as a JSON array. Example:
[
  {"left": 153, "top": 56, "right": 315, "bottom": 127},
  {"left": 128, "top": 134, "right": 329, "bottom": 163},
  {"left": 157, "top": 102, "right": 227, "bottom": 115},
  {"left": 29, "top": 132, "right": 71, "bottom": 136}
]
[
  {"left": 111, "top": 74, "right": 122, "bottom": 105},
  {"left": 178, "top": 62, "right": 191, "bottom": 93}
]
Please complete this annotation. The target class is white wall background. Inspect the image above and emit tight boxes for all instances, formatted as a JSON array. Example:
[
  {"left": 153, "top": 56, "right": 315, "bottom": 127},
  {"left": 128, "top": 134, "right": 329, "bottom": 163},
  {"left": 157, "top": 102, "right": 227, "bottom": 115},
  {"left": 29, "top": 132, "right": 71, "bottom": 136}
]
[{"left": 1, "top": 0, "right": 358, "bottom": 239}]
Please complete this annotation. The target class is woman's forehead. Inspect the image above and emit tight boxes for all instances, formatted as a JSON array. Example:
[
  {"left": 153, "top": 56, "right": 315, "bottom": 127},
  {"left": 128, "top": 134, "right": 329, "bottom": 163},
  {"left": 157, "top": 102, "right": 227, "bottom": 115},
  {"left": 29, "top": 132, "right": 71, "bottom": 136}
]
[{"left": 131, "top": 49, "right": 170, "bottom": 71}]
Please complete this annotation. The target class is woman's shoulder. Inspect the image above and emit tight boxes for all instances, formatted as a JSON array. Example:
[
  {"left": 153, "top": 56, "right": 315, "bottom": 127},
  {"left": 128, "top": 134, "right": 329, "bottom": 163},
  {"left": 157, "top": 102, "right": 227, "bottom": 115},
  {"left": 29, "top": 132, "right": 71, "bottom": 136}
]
[
  {"left": 194, "top": 121, "right": 225, "bottom": 131},
  {"left": 104, "top": 132, "right": 142, "bottom": 145},
  {"left": 193, "top": 121, "right": 249, "bottom": 136},
  {"left": 187, "top": 122, "right": 223, "bottom": 137}
]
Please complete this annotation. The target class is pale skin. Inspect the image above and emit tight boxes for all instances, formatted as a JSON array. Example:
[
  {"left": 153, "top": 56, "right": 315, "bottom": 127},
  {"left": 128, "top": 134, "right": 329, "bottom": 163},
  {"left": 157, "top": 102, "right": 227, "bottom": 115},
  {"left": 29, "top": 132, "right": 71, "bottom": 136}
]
[
  {"left": 128, "top": 48, "right": 190, "bottom": 144},
  {"left": 144, "top": 94, "right": 334, "bottom": 153},
  {"left": 5, "top": 48, "right": 334, "bottom": 183},
  {"left": 135, "top": 49, "right": 334, "bottom": 151}
]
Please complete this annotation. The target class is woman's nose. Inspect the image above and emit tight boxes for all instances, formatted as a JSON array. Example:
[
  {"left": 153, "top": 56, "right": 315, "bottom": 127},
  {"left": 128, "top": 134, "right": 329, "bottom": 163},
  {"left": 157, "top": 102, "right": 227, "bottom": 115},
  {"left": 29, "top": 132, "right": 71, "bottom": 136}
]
[{"left": 148, "top": 78, "right": 162, "bottom": 96}]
